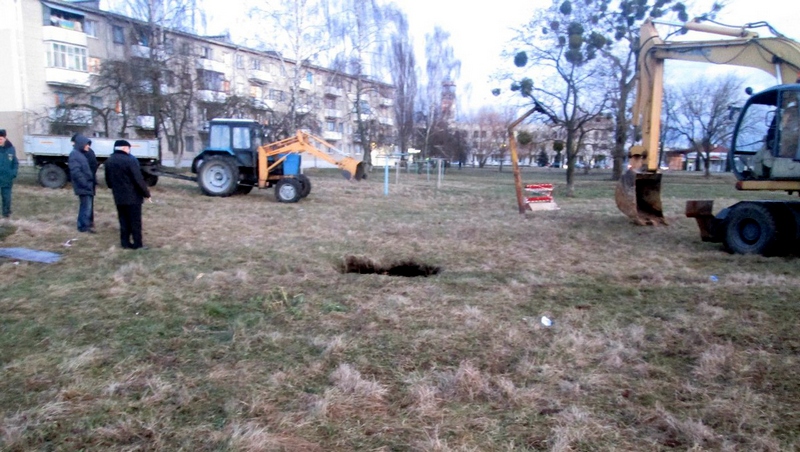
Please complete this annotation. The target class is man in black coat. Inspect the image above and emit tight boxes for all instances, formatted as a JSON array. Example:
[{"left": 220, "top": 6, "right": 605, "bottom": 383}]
[
  {"left": 105, "top": 140, "right": 151, "bottom": 249},
  {"left": 68, "top": 134, "right": 95, "bottom": 232}
]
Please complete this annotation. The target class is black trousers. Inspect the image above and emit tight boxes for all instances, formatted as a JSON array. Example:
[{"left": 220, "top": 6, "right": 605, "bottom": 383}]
[{"left": 116, "top": 203, "right": 143, "bottom": 249}]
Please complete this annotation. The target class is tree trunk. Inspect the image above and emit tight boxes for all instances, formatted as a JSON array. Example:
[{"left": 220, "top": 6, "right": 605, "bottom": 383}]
[{"left": 565, "top": 133, "right": 576, "bottom": 197}]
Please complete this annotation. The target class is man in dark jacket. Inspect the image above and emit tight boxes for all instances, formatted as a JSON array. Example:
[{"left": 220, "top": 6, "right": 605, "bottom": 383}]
[
  {"left": 68, "top": 134, "right": 96, "bottom": 233},
  {"left": 0, "top": 129, "right": 19, "bottom": 218},
  {"left": 105, "top": 140, "right": 151, "bottom": 249},
  {"left": 72, "top": 134, "right": 98, "bottom": 227}
]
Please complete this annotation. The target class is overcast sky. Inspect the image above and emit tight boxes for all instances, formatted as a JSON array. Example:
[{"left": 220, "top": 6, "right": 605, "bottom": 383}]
[{"left": 181, "top": 0, "right": 800, "bottom": 114}]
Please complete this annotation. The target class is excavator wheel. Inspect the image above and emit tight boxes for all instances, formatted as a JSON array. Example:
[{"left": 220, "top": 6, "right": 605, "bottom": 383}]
[
  {"left": 723, "top": 203, "right": 778, "bottom": 255},
  {"left": 275, "top": 178, "right": 302, "bottom": 203}
]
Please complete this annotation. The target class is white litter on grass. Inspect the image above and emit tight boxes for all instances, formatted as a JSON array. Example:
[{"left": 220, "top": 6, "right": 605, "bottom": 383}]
[
  {"left": 0, "top": 247, "right": 61, "bottom": 264},
  {"left": 63, "top": 238, "right": 77, "bottom": 247},
  {"left": 540, "top": 316, "right": 553, "bottom": 327}
]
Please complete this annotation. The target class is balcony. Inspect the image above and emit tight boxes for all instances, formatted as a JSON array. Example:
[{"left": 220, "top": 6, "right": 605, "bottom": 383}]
[
  {"left": 380, "top": 98, "right": 394, "bottom": 107},
  {"left": 379, "top": 116, "right": 394, "bottom": 126},
  {"left": 250, "top": 98, "right": 274, "bottom": 110},
  {"left": 196, "top": 58, "right": 227, "bottom": 74},
  {"left": 45, "top": 68, "right": 90, "bottom": 88},
  {"left": 48, "top": 107, "right": 93, "bottom": 125},
  {"left": 248, "top": 70, "right": 272, "bottom": 84},
  {"left": 323, "top": 131, "right": 342, "bottom": 141},
  {"left": 42, "top": 26, "right": 87, "bottom": 46},
  {"left": 136, "top": 115, "right": 156, "bottom": 130},
  {"left": 324, "top": 86, "right": 343, "bottom": 97},
  {"left": 324, "top": 109, "right": 342, "bottom": 118},
  {"left": 199, "top": 121, "right": 210, "bottom": 132},
  {"left": 296, "top": 105, "right": 310, "bottom": 114},
  {"left": 299, "top": 80, "right": 313, "bottom": 91},
  {"left": 197, "top": 90, "right": 228, "bottom": 103}
]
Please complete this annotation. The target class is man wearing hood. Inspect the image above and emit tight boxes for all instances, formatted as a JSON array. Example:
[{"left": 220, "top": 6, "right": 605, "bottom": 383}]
[
  {"left": 72, "top": 134, "right": 98, "bottom": 228},
  {"left": 0, "top": 129, "right": 19, "bottom": 218},
  {"left": 68, "top": 134, "right": 96, "bottom": 233}
]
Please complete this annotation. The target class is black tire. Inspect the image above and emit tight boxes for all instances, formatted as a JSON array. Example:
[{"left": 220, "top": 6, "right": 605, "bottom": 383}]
[
  {"left": 724, "top": 203, "right": 778, "bottom": 255},
  {"left": 142, "top": 173, "right": 159, "bottom": 187},
  {"left": 297, "top": 174, "right": 312, "bottom": 198},
  {"left": 198, "top": 155, "right": 239, "bottom": 197},
  {"left": 235, "top": 184, "right": 254, "bottom": 195},
  {"left": 38, "top": 163, "right": 68, "bottom": 189},
  {"left": 275, "top": 178, "right": 302, "bottom": 203}
]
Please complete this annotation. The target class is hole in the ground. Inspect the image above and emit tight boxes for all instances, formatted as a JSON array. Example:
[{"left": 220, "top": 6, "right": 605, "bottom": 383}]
[{"left": 340, "top": 255, "right": 441, "bottom": 277}]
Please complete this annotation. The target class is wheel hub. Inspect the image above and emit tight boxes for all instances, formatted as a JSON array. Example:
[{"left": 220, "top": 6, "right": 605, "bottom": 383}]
[{"left": 739, "top": 219, "right": 761, "bottom": 244}]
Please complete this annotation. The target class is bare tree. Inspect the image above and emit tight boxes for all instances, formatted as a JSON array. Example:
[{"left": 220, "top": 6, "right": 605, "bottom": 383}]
[
  {"left": 249, "top": 0, "right": 330, "bottom": 136},
  {"left": 327, "top": 0, "right": 391, "bottom": 167},
  {"left": 416, "top": 27, "right": 461, "bottom": 161},
  {"left": 386, "top": 6, "right": 417, "bottom": 161},
  {"left": 505, "top": 0, "right": 611, "bottom": 196},
  {"left": 668, "top": 75, "right": 742, "bottom": 176}
]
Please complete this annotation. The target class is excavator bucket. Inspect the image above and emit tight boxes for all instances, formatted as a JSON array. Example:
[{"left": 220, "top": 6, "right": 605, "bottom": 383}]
[
  {"left": 339, "top": 158, "right": 368, "bottom": 181},
  {"left": 615, "top": 170, "right": 666, "bottom": 225}
]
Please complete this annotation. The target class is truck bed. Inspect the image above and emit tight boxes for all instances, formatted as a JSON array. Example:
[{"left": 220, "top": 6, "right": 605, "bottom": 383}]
[{"left": 23, "top": 135, "right": 159, "bottom": 160}]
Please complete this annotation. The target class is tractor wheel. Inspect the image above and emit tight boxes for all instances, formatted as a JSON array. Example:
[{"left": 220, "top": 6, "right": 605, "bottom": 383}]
[
  {"left": 724, "top": 203, "right": 778, "bottom": 255},
  {"left": 143, "top": 173, "right": 159, "bottom": 187},
  {"left": 275, "top": 178, "right": 302, "bottom": 203},
  {"left": 235, "top": 184, "right": 254, "bottom": 195},
  {"left": 297, "top": 174, "right": 312, "bottom": 198},
  {"left": 198, "top": 155, "right": 239, "bottom": 197},
  {"left": 38, "top": 163, "right": 68, "bottom": 189}
]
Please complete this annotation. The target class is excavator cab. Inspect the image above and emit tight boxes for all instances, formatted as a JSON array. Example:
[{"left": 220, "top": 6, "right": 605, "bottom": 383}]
[{"left": 731, "top": 86, "right": 800, "bottom": 181}]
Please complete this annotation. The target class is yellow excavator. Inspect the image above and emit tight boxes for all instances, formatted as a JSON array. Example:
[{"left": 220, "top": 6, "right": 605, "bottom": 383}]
[{"left": 617, "top": 18, "right": 800, "bottom": 254}]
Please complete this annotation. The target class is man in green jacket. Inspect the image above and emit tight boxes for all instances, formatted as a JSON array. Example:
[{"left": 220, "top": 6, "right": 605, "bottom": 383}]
[{"left": 0, "top": 129, "right": 19, "bottom": 218}]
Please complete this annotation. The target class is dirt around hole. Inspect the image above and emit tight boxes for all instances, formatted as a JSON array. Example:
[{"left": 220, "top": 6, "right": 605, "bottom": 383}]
[{"left": 340, "top": 255, "right": 441, "bottom": 277}]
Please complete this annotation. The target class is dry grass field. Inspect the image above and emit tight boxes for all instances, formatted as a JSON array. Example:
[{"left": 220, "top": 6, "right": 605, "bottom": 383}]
[{"left": 1, "top": 165, "right": 799, "bottom": 451}]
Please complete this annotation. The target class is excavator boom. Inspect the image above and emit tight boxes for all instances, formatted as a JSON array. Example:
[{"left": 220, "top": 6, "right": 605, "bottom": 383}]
[
  {"left": 617, "top": 18, "right": 800, "bottom": 225},
  {"left": 257, "top": 131, "right": 366, "bottom": 188}
]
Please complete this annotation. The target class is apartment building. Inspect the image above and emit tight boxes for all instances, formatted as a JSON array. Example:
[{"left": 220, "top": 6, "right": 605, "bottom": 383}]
[{"left": 0, "top": 0, "right": 397, "bottom": 164}]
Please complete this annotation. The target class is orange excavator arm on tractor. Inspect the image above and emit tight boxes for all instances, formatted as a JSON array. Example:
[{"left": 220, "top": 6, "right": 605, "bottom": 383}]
[
  {"left": 256, "top": 131, "right": 367, "bottom": 188},
  {"left": 617, "top": 18, "right": 800, "bottom": 225}
]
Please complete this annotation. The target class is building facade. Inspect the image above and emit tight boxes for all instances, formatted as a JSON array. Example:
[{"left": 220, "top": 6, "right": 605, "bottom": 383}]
[{"left": 1, "top": 0, "right": 396, "bottom": 165}]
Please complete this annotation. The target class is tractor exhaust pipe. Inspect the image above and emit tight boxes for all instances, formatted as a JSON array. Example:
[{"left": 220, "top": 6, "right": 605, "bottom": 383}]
[{"left": 615, "top": 169, "right": 666, "bottom": 225}]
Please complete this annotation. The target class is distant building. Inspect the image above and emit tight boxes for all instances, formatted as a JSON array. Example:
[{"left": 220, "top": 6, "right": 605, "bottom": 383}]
[
  {"left": 666, "top": 146, "right": 729, "bottom": 172},
  {"left": 1, "top": 0, "right": 396, "bottom": 164}
]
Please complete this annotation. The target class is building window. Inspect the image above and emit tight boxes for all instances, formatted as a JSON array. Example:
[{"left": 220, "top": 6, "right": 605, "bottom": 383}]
[
  {"left": 112, "top": 25, "right": 125, "bottom": 44},
  {"left": 305, "top": 71, "right": 313, "bottom": 84},
  {"left": 201, "top": 46, "right": 212, "bottom": 59},
  {"left": 235, "top": 54, "right": 244, "bottom": 69},
  {"left": 163, "top": 37, "right": 174, "bottom": 55},
  {"left": 251, "top": 58, "right": 260, "bottom": 70},
  {"left": 46, "top": 43, "right": 87, "bottom": 71},
  {"left": 84, "top": 20, "right": 97, "bottom": 37},
  {"left": 198, "top": 70, "right": 224, "bottom": 91},
  {"left": 185, "top": 136, "right": 195, "bottom": 154},
  {"left": 88, "top": 57, "right": 101, "bottom": 74},
  {"left": 326, "top": 120, "right": 336, "bottom": 131},
  {"left": 269, "top": 89, "right": 284, "bottom": 102}
]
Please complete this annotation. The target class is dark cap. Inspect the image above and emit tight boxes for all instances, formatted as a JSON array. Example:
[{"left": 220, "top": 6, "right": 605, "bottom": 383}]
[
  {"left": 0, "top": 129, "right": 6, "bottom": 138},
  {"left": 114, "top": 140, "right": 131, "bottom": 149}
]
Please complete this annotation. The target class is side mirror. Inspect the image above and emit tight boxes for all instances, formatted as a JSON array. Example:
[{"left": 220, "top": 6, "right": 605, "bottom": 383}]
[{"left": 745, "top": 87, "right": 754, "bottom": 96}]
